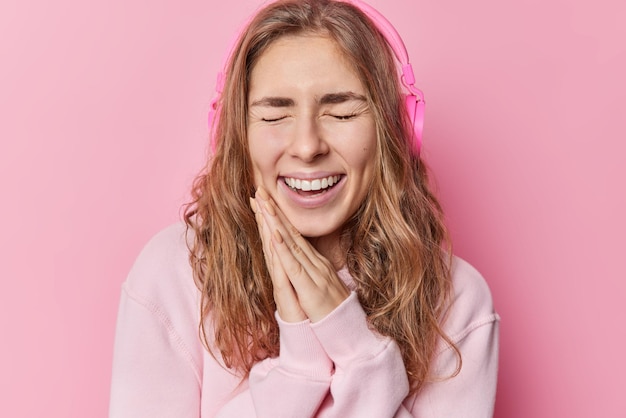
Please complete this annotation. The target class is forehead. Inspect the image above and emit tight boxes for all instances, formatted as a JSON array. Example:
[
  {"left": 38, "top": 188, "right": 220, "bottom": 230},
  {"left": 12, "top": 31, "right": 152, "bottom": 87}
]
[{"left": 249, "top": 34, "right": 363, "bottom": 93}]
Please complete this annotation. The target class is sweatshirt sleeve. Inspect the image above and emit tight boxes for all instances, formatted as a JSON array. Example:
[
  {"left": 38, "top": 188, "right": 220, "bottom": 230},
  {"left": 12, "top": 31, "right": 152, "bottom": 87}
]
[
  {"left": 109, "top": 224, "right": 204, "bottom": 418},
  {"left": 311, "top": 292, "right": 410, "bottom": 417},
  {"left": 309, "top": 256, "right": 500, "bottom": 418},
  {"left": 405, "top": 315, "right": 499, "bottom": 417},
  {"left": 216, "top": 313, "right": 333, "bottom": 418},
  {"left": 109, "top": 284, "right": 201, "bottom": 417},
  {"left": 403, "top": 257, "right": 500, "bottom": 417},
  {"left": 217, "top": 294, "right": 409, "bottom": 418}
]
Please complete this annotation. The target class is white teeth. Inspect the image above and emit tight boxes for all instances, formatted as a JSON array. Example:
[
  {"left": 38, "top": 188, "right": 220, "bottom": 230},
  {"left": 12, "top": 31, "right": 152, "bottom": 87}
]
[{"left": 284, "top": 175, "right": 340, "bottom": 191}]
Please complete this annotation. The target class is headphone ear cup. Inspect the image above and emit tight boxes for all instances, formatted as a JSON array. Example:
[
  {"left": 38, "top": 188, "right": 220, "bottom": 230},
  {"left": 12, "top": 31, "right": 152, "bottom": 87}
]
[{"left": 404, "top": 93, "right": 424, "bottom": 155}]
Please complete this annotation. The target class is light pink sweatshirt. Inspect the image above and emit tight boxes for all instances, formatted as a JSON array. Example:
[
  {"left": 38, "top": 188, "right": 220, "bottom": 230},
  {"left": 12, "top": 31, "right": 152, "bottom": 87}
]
[{"left": 110, "top": 223, "right": 499, "bottom": 417}]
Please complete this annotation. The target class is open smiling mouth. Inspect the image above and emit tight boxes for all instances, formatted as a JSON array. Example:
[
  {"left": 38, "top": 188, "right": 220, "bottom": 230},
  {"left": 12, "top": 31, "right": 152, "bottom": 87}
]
[{"left": 283, "top": 175, "right": 343, "bottom": 196}]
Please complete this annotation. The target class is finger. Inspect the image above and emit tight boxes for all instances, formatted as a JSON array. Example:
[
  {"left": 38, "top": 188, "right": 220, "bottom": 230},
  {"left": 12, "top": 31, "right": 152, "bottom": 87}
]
[
  {"left": 255, "top": 188, "right": 349, "bottom": 322},
  {"left": 271, "top": 228, "right": 348, "bottom": 322},
  {"left": 269, "top": 232, "right": 307, "bottom": 322},
  {"left": 269, "top": 226, "right": 317, "bottom": 293},
  {"left": 249, "top": 196, "right": 258, "bottom": 214},
  {"left": 254, "top": 194, "right": 306, "bottom": 321},
  {"left": 250, "top": 196, "right": 274, "bottom": 274},
  {"left": 257, "top": 196, "right": 328, "bottom": 280},
  {"left": 255, "top": 187, "right": 345, "bottom": 294},
  {"left": 254, "top": 188, "right": 315, "bottom": 263},
  {"left": 253, "top": 192, "right": 320, "bottom": 291}
]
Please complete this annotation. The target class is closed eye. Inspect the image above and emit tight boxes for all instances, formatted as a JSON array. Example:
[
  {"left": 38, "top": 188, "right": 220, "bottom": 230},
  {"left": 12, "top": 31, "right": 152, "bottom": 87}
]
[
  {"left": 331, "top": 114, "right": 357, "bottom": 120},
  {"left": 262, "top": 116, "right": 288, "bottom": 122}
]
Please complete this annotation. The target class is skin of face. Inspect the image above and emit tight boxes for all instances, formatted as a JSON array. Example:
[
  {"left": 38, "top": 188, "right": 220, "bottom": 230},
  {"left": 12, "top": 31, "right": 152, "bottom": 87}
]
[{"left": 247, "top": 34, "right": 377, "bottom": 263}]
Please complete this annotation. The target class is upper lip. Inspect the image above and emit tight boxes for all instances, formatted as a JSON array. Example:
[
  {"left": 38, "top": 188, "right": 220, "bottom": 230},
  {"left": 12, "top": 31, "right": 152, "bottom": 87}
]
[{"left": 279, "top": 171, "right": 342, "bottom": 180}]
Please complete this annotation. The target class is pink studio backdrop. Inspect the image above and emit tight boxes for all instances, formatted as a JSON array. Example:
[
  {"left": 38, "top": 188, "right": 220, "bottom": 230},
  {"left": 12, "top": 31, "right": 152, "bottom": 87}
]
[{"left": 1, "top": 0, "right": 624, "bottom": 416}]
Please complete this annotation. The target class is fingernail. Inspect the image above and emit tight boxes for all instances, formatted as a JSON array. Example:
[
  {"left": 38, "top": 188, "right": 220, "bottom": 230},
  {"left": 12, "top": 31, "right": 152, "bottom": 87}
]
[
  {"left": 265, "top": 200, "right": 276, "bottom": 216},
  {"left": 256, "top": 186, "right": 270, "bottom": 201},
  {"left": 249, "top": 197, "right": 257, "bottom": 213},
  {"left": 273, "top": 229, "right": 283, "bottom": 243}
]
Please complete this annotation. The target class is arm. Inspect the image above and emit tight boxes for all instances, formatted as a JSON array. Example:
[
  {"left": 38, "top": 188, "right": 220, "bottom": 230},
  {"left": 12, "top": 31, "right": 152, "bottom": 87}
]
[
  {"left": 402, "top": 257, "right": 501, "bottom": 417},
  {"left": 251, "top": 189, "right": 411, "bottom": 416},
  {"left": 312, "top": 292, "right": 410, "bottom": 417},
  {"left": 215, "top": 315, "right": 333, "bottom": 418},
  {"left": 312, "top": 296, "right": 499, "bottom": 418},
  {"left": 406, "top": 315, "right": 500, "bottom": 417},
  {"left": 247, "top": 316, "right": 333, "bottom": 417},
  {"left": 224, "top": 294, "right": 410, "bottom": 418},
  {"left": 251, "top": 190, "right": 499, "bottom": 417},
  {"left": 109, "top": 285, "right": 201, "bottom": 418},
  {"left": 219, "top": 190, "right": 345, "bottom": 417},
  {"left": 110, "top": 223, "right": 333, "bottom": 418},
  {"left": 213, "top": 193, "right": 337, "bottom": 416}
]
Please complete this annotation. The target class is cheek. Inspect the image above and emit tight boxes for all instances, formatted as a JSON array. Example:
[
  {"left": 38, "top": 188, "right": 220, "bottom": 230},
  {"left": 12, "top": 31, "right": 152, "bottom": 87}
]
[
  {"left": 342, "top": 127, "right": 377, "bottom": 173},
  {"left": 248, "top": 149, "right": 266, "bottom": 187},
  {"left": 248, "top": 133, "right": 280, "bottom": 185}
]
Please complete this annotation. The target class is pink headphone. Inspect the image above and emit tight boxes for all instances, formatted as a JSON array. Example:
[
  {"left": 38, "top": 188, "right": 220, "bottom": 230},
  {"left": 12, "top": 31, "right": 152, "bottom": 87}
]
[{"left": 208, "top": 0, "right": 425, "bottom": 155}]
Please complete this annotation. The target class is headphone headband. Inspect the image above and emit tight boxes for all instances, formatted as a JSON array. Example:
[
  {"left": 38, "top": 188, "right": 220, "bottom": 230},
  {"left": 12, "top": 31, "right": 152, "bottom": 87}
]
[{"left": 209, "top": 0, "right": 425, "bottom": 155}]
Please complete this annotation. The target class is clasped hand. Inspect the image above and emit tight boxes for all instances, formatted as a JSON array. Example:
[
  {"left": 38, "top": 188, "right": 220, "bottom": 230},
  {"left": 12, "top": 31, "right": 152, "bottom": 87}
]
[{"left": 249, "top": 187, "right": 350, "bottom": 323}]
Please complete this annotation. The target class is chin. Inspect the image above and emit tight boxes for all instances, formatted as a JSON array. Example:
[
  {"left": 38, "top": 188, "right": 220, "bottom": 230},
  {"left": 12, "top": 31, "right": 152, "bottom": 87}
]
[{"left": 290, "top": 219, "right": 341, "bottom": 240}]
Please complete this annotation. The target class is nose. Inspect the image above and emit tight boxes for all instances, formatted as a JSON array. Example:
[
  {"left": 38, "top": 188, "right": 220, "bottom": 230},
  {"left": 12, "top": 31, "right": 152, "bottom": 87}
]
[{"left": 287, "top": 116, "right": 329, "bottom": 162}]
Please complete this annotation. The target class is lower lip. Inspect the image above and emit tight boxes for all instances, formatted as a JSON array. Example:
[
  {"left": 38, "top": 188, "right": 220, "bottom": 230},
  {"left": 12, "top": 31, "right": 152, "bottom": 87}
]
[{"left": 277, "top": 176, "right": 345, "bottom": 209}]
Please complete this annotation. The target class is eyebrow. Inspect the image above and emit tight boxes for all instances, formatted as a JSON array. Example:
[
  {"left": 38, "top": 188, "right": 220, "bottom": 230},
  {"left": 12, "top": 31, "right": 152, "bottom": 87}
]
[
  {"left": 249, "top": 91, "right": 366, "bottom": 108},
  {"left": 319, "top": 91, "right": 366, "bottom": 105},
  {"left": 249, "top": 97, "right": 295, "bottom": 108}
]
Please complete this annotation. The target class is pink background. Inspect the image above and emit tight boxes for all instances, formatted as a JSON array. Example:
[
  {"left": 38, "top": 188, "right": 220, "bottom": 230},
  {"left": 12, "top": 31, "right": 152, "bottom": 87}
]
[{"left": 1, "top": 0, "right": 624, "bottom": 416}]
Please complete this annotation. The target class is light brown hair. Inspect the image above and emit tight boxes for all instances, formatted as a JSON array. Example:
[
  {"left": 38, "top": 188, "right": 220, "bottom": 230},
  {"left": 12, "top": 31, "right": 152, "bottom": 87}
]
[{"left": 184, "top": 0, "right": 459, "bottom": 395}]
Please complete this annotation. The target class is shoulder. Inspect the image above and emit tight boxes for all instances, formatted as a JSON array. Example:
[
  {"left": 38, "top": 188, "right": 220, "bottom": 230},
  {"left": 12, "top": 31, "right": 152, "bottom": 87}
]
[
  {"left": 123, "top": 222, "right": 198, "bottom": 311},
  {"left": 112, "top": 223, "right": 205, "bottom": 393},
  {"left": 443, "top": 256, "right": 499, "bottom": 346}
]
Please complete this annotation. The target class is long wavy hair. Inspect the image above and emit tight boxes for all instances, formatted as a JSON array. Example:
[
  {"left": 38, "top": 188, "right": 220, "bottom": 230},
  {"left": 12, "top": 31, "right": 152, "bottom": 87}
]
[{"left": 184, "top": 0, "right": 460, "bottom": 395}]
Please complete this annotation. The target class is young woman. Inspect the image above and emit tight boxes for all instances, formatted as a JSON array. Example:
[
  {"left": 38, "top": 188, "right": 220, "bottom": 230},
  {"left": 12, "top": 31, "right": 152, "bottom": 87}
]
[{"left": 110, "top": 0, "right": 499, "bottom": 416}]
